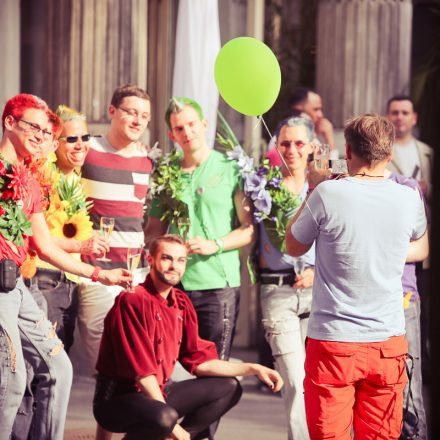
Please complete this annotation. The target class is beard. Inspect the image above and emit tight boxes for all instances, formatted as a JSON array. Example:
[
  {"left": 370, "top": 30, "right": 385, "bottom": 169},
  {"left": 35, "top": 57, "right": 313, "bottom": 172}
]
[{"left": 151, "top": 265, "right": 182, "bottom": 286}]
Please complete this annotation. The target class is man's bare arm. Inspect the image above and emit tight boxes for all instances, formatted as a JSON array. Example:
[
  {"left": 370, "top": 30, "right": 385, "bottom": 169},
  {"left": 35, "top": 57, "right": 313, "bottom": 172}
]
[
  {"left": 195, "top": 360, "right": 283, "bottom": 392},
  {"left": 407, "top": 231, "right": 429, "bottom": 263},
  {"left": 30, "top": 212, "right": 131, "bottom": 286}
]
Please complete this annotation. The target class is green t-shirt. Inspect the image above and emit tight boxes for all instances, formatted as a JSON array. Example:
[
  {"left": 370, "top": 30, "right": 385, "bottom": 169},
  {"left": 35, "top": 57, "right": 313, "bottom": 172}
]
[{"left": 149, "top": 150, "right": 242, "bottom": 290}]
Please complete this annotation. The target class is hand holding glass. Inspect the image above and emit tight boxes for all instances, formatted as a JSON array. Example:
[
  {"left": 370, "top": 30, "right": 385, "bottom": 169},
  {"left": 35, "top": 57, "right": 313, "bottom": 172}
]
[
  {"left": 97, "top": 217, "right": 114, "bottom": 262},
  {"left": 126, "top": 245, "right": 143, "bottom": 293}
]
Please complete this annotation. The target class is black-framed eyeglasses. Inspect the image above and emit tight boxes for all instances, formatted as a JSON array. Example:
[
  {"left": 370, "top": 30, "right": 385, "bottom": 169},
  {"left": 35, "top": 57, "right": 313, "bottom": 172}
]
[
  {"left": 59, "top": 134, "right": 91, "bottom": 143},
  {"left": 14, "top": 117, "right": 53, "bottom": 139},
  {"left": 117, "top": 106, "right": 151, "bottom": 122}
]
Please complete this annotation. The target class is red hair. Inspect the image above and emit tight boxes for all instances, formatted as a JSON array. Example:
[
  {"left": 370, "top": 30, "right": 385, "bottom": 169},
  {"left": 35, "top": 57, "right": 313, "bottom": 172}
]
[
  {"left": 47, "top": 109, "right": 63, "bottom": 139},
  {"left": 2, "top": 94, "right": 48, "bottom": 132}
]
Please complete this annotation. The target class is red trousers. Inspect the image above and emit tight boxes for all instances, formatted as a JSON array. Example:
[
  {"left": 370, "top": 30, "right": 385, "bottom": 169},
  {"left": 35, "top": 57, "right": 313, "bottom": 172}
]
[{"left": 304, "top": 336, "right": 408, "bottom": 439}]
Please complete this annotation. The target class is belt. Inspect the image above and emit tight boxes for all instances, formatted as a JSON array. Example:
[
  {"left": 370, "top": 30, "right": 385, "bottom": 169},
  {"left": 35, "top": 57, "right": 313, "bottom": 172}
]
[{"left": 260, "top": 271, "right": 295, "bottom": 286}]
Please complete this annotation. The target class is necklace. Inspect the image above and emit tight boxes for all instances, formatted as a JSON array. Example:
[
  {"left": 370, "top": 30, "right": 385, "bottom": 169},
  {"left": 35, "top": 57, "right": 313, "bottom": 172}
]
[{"left": 351, "top": 172, "right": 384, "bottom": 178}]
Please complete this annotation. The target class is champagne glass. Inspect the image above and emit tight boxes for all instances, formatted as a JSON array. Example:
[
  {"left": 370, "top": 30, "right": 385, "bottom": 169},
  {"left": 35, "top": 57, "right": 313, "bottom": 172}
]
[
  {"left": 97, "top": 217, "right": 115, "bottom": 262},
  {"left": 126, "top": 244, "right": 143, "bottom": 293},
  {"left": 314, "top": 143, "right": 330, "bottom": 170},
  {"left": 177, "top": 217, "right": 191, "bottom": 242}
]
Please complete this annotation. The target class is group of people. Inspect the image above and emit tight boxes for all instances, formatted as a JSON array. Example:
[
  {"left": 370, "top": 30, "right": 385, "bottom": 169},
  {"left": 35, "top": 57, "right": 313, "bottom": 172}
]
[{"left": 0, "top": 83, "right": 432, "bottom": 440}]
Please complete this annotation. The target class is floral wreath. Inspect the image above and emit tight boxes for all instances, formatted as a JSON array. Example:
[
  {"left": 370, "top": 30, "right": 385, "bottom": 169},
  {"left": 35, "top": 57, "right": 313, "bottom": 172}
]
[
  {"left": 0, "top": 158, "right": 33, "bottom": 247},
  {"left": 217, "top": 113, "right": 300, "bottom": 253},
  {"left": 149, "top": 113, "right": 299, "bottom": 254}
]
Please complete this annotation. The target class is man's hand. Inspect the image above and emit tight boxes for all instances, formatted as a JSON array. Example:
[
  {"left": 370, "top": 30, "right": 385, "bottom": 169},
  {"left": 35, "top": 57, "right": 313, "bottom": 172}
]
[
  {"left": 79, "top": 235, "right": 110, "bottom": 258},
  {"left": 186, "top": 236, "right": 219, "bottom": 255},
  {"left": 307, "top": 162, "right": 331, "bottom": 188},
  {"left": 254, "top": 365, "right": 283, "bottom": 392},
  {"left": 166, "top": 424, "right": 190, "bottom": 440},
  {"left": 315, "top": 118, "right": 333, "bottom": 139},
  {"left": 293, "top": 267, "right": 314, "bottom": 289},
  {"left": 98, "top": 268, "right": 132, "bottom": 288}
]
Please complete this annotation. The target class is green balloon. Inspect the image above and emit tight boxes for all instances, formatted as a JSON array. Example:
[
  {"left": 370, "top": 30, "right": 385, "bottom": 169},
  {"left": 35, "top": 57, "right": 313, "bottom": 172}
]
[{"left": 214, "top": 37, "right": 281, "bottom": 116}]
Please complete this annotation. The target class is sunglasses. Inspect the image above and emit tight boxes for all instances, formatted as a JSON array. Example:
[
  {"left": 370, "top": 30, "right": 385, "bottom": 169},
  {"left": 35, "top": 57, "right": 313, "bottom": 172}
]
[{"left": 59, "top": 134, "right": 91, "bottom": 143}]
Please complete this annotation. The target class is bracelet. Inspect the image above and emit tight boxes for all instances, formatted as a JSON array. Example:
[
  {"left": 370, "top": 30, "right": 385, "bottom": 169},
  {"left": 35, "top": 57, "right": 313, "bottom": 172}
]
[
  {"left": 214, "top": 238, "right": 224, "bottom": 254},
  {"left": 91, "top": 266, "right": 102, "bottom": 282}
]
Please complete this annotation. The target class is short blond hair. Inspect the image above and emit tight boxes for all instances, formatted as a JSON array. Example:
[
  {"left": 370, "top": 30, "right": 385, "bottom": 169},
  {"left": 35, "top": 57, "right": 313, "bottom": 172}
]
[{"left": 344, "top": 114, "right": 395, "bottom": 165}]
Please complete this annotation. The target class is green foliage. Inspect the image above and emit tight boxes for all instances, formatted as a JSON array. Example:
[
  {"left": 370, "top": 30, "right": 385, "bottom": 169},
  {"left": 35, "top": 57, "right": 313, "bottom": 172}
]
[
  {"left": 149, "top": 150, "right": 190, "bottom": 237},
  {"left": 57, "top": 173, "right": 93, "bottom": 217},
  {"left": 0, "top": 202, "right": 33, "bottom": 246}
]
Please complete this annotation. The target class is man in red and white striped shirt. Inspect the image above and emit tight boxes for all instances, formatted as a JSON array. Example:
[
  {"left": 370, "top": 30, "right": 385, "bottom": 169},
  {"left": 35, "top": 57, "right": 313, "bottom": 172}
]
[{"left": 78, "top": 85, "right": 154, "bottom": 374}]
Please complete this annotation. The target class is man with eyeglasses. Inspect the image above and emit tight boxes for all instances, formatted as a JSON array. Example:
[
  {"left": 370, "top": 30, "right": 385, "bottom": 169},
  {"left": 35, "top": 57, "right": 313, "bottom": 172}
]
[
  {"left": 0, "top": 94, "right": 132, "bottom": 440},
  {"left": 258, "top": 116, "right": 315, "bottom": 440},
  {"left": 78, "top": 84, "right": 154, "bottom": 373}
]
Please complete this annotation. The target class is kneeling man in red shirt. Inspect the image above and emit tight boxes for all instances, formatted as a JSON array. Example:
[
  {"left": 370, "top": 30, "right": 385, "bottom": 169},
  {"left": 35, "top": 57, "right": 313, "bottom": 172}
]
[{"left": 94, "top": 234, "right": 283, "bottom": 440}]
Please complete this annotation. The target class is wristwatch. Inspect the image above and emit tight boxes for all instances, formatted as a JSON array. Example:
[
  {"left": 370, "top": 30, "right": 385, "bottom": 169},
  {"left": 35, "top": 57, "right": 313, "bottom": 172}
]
[
  {"left": 214, "top": 238, "right": 224, "bottom": 254},
  {"left": 91, "top": 266, "right": 102, "bottom": 282}
]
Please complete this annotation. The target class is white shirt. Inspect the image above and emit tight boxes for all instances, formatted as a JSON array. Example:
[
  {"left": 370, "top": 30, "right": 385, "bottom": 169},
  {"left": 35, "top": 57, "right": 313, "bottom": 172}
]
[{"left": 393, "top": 139, "right": 421, "bottom": 179}]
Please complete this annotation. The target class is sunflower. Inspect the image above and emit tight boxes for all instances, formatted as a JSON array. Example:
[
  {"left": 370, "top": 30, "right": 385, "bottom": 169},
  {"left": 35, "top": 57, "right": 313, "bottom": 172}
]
[{"left": 47, "top": 210, "right": 93, "bottom": 241}]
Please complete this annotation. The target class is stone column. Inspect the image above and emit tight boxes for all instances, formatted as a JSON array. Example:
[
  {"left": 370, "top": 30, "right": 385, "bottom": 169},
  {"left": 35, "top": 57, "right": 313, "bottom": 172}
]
[
  {"left": 0, "top": 0, "right": 20, "bottom": 115},
  {"left": 316, "top": 0, "right": 413, "bottom": 128}
]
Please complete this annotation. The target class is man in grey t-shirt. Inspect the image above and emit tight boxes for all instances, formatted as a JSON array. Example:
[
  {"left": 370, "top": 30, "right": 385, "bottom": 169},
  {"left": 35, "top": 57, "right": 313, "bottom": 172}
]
[{"left": 286, "top": 114, "right": 427, "bottom": 439}]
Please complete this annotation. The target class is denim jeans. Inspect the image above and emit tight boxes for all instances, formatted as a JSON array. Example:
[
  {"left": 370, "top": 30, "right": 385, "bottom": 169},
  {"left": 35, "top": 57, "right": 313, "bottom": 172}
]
[
  {"left": 185, "top": 287, "right": 240, "bottom": 440},
  {"left": 260, "top": 284, "right": 312, "bottom": 440},
  {"left": 0, "top": 277, "right": 72, "bottom": 440},
  {"left": 401, "top": 299, "right": 427, "bottom": 439},
  {"left": 185, "top": 287, "right": 240, "bottom": 361},
  {"left": 35, "top": 268, "right": 79, "bottom": 353}
]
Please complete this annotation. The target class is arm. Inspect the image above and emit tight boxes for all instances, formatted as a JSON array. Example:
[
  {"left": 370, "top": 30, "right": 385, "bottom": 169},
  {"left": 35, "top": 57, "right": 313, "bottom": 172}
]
[
  {"left": 30, "top": 212, "right": 131, "bottom": 286},
  {"left": 52, "top": 235, "right": 109, "bottom": 257},
  {"left": 144, "top": 216, "right": 168, "bottom": 248},
  {"left": 406, "top": 230, "right": 429, "bottom": 263},
  {"left": 285, "top": 199, "right": 313, "bottom": 257},
  {"left": 187, "top": 188, "right": 255, "bottom": 255},
  {"left": 195, "top": 359, "right": 283, "bottom": 392},
  {"left": 137, "top": 375, "right": 190, "bottom": 440},
  {"left": 315, "top": 118, "right": 335, "bottom": 151},
  {"left": 137, "top": 374, "right": 166, "bottom": 403}
]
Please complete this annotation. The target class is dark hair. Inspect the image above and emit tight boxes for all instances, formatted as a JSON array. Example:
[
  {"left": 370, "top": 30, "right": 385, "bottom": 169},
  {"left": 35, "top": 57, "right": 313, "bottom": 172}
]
[
  {"left": 386, "top": 95, "right": 415, "bottom": 113},
  {"left": 164, "top": 97, "right": 204, "bottom": 130},
  {"left": 288, "top": 87, "right": 314, "bottom": 108},
  {"left": 149, "top": 234, "right": 186, "bottom": 257},
  {"left": 344, "top": 114, "right": 395, "bottom": 166},
  {"left": 110, "top": 84, "right": 151, "bottom": 108}
]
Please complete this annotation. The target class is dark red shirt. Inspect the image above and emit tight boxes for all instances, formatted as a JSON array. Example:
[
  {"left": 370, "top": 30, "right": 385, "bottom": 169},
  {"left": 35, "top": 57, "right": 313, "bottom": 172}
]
[{"left": 96, "top": 276, "right": 218, "bottom": 393}]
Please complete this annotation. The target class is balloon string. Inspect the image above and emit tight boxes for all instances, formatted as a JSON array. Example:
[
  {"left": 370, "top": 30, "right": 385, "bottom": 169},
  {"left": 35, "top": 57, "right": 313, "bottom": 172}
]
[{"left": 259, "top": 115, "right": 293, "bottom": 178}]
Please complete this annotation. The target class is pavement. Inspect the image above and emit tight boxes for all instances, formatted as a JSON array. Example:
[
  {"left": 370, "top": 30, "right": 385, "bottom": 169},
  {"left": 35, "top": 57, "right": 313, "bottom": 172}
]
[{"left": 64, "top": 348, "right": 287, "bottom": 440}]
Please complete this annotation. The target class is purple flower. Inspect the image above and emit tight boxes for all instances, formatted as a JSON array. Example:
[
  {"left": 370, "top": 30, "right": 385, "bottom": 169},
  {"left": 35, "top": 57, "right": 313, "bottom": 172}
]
[
  {"left": 244, "top": 172, "right": 266, "bottom": 197},
  {"left": 226, "top": 146, "right": 245, "bottom": 161},
  {"left": 256, "top": 166, "right": 269, "bottom": 177},
  {"left": 239, "top": 156, "right": 254, "bottom": 173},
  {"left": 268, "top": 176, "right": 282, "bottom": 188},
  {"left": 254, "top": 189, "right": 272, "bottom": 215},
  {"left": 227, "top": 146, "right": 254, "bottom": 173}
]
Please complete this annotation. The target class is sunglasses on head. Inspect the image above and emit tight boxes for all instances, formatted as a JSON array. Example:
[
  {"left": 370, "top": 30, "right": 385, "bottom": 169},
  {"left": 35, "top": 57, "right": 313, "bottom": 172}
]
[{"left": 60, "top": 134, "right": 91, "bottom": 143}]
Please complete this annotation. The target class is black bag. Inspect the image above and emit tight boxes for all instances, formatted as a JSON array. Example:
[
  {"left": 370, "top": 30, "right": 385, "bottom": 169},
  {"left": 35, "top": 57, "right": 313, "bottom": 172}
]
[{"left": 0, "top": 259, "right": 18, "bottom": 292}]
